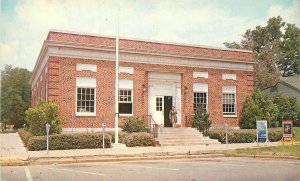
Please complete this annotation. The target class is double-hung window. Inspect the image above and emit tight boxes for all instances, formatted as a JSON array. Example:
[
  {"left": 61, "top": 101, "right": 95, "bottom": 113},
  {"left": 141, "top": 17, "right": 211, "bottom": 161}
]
[
  {"left": 76, "top": 77, "right": 96, "bottom": 116},
  {"left": 223, "top": 86, "right": 236, "bottom": 116},
  {"left": 119, "top": 79, "right": 133, "bottom": 115},
  {"left": 193, "top": 83, "right": 208, "bottom": 112}
]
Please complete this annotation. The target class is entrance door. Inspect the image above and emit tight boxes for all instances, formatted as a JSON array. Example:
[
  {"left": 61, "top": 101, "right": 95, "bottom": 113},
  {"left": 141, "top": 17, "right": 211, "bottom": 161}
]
[
  {"left": 164, "top": 96, "right": 173, "bottom": 127},
  {"left": 154, "top": 96, "right": 164, "bottom": 125}
]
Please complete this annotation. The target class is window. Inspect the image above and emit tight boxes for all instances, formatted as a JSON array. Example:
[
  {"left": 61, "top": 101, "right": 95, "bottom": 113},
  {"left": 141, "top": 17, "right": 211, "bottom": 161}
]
[
  {"left": 223, "top": 86, "right": 236, "bottom": 115},
  {"left": 194, "top": 92, "right": 207, "bottom": 112},
  {"left": 193, "top": 83, "right": 208, "bottom": 112},
  {"left": 156, "top": 97, "right": 163, "bottom": 111},
  {"left": 77, "top": 88, "right": 95, "bottom": 113},
  {"left": 76, "top": 77, "right": 96, "bottom": 116},
  {"left": 119, "top": 89, "right": 132, "bottom": 114},
  {"left": 119, "top": 79, "right": 133, "bottom": 115}
]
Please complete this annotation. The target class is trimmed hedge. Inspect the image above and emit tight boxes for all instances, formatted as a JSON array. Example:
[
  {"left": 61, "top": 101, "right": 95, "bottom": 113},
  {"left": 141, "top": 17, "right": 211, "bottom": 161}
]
[
  {"left": 27, "top": 133, "right": 112, "bottom": 151},
  {"left": 207, "top": 128, "right": 282, "bottom": 144},
  {"left": 18, "top": 128, "right": 33, "bottom": 147},
  {"left": 109, "top": 131, "right": 156, "bottom": 147},
  {"left": 123, "top": 132, "right": 156, "bottom": 147}
]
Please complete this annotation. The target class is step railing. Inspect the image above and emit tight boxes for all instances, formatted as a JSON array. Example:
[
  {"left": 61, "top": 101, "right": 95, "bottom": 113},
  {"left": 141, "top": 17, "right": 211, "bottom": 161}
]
[{"left": 143, "top": 114, "right": 160, "bottom": 138}]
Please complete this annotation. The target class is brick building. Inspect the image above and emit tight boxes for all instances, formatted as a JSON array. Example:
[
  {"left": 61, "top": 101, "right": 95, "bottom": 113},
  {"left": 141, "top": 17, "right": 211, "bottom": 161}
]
[{"left": 30, "top": 30, "right": 254, "bottom": 131}]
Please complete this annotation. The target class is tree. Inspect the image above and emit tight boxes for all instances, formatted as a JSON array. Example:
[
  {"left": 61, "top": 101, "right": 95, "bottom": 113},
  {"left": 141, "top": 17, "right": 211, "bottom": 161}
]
[
  {"left": 240, "top": 89, "right": 279, "bottom": 128},
  {"left": 1, "top": 65, "right": 32, "bottom": 128},
  {"left": 192, "top": 106, "right": 212, "bottom": 135},
  {"left": 279, "top": 24, "right": 300, "bottom": 76},
  {"left": 273, "top": 93, "right": 298, "bottom": 124},
  {"left": 224, "top": 16, "right": 300, "bottom": 89},
  {"left": 25, "top": 101, "right": 62, "bottom": 136}
]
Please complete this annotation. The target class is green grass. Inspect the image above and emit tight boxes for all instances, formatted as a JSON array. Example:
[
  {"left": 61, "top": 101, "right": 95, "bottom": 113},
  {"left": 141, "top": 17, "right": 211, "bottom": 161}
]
[
  {"left": 294, "top": 127, "right": 300, "bottom": 142},
  {"left": 225, "top": 145, "right": 300, "bottom": 158}
]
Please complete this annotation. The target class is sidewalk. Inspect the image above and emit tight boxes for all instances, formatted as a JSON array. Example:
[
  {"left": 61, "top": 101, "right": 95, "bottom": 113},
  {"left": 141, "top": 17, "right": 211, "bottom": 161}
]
[
  {"left": 0, "top": 132, "right": 283, "bottom": 166},
  {"left": 0, "top": 132, "right": 28, "bottom": 165}
]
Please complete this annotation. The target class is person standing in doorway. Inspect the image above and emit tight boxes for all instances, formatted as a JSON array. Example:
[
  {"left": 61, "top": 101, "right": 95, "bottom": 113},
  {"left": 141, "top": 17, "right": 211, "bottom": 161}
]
[{"left": 169, "top": 106, "right": 177, "bottom": 128}]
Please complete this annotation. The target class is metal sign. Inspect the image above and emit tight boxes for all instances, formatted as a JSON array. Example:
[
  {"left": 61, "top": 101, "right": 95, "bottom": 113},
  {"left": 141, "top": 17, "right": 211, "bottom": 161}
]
[
  {"left": 282, "top": 120, "right": 294, "bottom": 144},
  {"left": 257, "top": 120, "right": 268, "bottom": 144}
]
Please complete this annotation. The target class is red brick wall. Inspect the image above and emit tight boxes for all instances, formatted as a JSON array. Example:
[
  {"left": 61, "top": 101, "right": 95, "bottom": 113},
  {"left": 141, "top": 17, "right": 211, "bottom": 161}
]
[
  {"left": 30, "top": 56, "right": 254, "bottom": 128},
  {"left": 46, "top": 31, "right": 253, "bottom": 62}
]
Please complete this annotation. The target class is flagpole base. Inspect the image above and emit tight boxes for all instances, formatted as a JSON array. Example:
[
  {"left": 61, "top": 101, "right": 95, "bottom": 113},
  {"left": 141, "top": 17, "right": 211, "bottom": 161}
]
[{"left": 111, "top": 143, "right": 126, "bottom": 148}]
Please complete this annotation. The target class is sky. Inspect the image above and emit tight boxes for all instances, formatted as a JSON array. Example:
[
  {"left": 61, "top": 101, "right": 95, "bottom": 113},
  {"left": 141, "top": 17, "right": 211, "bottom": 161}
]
[{"left": 0, "top": 0, "right": 299, "bottom": 71}]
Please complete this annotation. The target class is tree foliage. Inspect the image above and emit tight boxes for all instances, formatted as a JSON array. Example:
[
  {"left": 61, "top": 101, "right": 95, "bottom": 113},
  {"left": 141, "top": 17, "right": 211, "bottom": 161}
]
[
  {"left": 1, "top": 65, "right": 31, "bottom": 128},
  {"left": 273, "top": 93, "right": 298, "bottom": 123},
  {"left": 224, "top": 16, "right": 300, "bottom": 89},
  {"left": 240, "top": 89, "right": 279, "bottom": 128},
  {"left": 25, "top": 101, "right": 62, "bottom": 136},
  {"left": 279, "top": 24, "right": 300, "bottom": 76},
  {"left": 192, "top": 106, "right": 212, "bottom": 135}
]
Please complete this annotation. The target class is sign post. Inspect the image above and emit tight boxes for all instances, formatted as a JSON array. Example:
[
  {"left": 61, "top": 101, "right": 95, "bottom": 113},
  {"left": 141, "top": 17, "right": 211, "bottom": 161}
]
[
  {"left": 281, "top": 120, "right": 294, "bottom": 145},
  {"left": 224, "top": 123, "right": 228, "bottom": 149},
  {"left": 256, "top": 120, "right": 268, "bottom": 146},
  {"left": 45, "top": 123, "right": 51, "bottom": 154},
  {"left": 102, "top": 122, "right": 106, "bottom": 152}
]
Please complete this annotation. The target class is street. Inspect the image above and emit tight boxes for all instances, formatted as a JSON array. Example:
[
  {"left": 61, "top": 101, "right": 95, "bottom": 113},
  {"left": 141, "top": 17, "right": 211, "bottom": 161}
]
[{"left": 1, "top": 157, "right": 300, "bottom": 181}]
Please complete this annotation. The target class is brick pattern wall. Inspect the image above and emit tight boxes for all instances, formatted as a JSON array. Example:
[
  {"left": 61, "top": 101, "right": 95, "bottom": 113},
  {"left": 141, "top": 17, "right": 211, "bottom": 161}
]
[
  {"left": 47, "top": 31, "right": 253, "bottom": 61},
  {"left": 31, "top": 65, "right": 48, "bottom": 107},
  {"left": 32, "top": 56, "right": 254, "bottom": 128}
]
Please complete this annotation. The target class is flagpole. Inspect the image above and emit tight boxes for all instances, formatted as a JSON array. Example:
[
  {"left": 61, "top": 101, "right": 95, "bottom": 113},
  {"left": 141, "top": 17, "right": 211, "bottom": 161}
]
[{"left": 114, "top": 0, "right": 120, "bottom": 145}]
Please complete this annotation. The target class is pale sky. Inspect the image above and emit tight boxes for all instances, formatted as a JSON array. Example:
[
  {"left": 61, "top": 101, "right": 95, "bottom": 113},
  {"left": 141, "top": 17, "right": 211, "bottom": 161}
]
[{"left": 1, "top": 0, "right": 299, "bottom": 71}]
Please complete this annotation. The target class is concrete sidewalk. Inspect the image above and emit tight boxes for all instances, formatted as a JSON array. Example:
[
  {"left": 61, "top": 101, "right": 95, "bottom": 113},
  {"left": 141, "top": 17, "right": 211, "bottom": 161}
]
[{"left": 0, "top": 132, "right": 283, "bottom": 166}]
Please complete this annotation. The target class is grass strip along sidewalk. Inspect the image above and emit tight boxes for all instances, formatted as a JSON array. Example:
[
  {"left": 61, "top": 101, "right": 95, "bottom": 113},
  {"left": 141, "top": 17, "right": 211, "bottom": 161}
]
[{"left": 224, "top": 145, "right": 300, "bottom": 159}]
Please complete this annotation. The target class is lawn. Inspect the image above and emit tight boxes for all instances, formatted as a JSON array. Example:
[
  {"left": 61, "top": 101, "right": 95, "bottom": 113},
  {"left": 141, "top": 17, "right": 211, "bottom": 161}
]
[
  {"left": 225, "top": 145, "right": 300, "bottom": 158},
  {"left": 294, "top": 127, "right": 300, "bottom": 142}
]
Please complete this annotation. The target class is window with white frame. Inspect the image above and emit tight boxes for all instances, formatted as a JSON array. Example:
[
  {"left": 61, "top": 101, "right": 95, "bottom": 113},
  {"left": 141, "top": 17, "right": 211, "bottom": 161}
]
[
  {"left": 156, "top": 97, "right": 163, "bottom": 111},
  {"left": 76, "top": 77, "right": 96, "bottom": 116},
  {"left": 119, "top": 79, "right": 133, "bottom": 115},
  {"left": 223, "top": 86, "right": 236, "bottom": 115},
  {"left": 193, "top": 83, "right": 208, "bottom": 112}
]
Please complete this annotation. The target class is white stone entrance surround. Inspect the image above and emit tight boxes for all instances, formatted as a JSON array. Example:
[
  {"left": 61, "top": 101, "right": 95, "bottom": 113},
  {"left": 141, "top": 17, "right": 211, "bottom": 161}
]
[{"left": 148, "top": 72, "right": 182, "bottom": 125}]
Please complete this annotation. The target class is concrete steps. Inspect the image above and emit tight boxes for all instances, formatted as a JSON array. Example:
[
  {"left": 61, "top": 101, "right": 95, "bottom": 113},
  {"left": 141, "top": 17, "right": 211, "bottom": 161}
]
[{"left": 156, "top": 127, "right": 220, "bottom": 146}]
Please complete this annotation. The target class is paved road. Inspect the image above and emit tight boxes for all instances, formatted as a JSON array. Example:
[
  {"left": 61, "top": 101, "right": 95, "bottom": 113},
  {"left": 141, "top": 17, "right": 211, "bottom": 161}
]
[{"left": 1, "top": 157, "right": 300, "bottom": 181}]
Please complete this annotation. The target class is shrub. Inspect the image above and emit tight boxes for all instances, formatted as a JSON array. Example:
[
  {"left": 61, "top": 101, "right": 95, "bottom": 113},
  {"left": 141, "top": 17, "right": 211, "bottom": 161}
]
[
  {"left": 192, "top": 106, "right": 212, "bottom": 135},
  {"left": 109, "top": 131, "right": 156, "bottom": 147},
  {"left": 122, "top": 117, "right": 147, "bottom": 133},
  {"left": 123, "top": 132, "right": 156, "bottom": 147},
  {"left": 207, "top": 128, "right": 282, "bottom": 144},
  {"left": 25, "top": 101, "right": 62, "bottom": 136},
  {"left": 241, "top": 89, "right": 279, "bottom": 128},
  {"left": 27, "top": 133, "right": 111, "bottom": 151},
  {"left": 18, "top": 128, "right": 33, "bottom": 146},
  {"left": 273, "top": 93, "right": 299, "bottom": 126}
]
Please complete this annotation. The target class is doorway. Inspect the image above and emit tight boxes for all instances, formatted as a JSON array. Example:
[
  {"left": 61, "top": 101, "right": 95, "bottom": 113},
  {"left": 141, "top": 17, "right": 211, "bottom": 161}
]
[{"left": 164, "top": 96, "right": 173, "bottom": 127}]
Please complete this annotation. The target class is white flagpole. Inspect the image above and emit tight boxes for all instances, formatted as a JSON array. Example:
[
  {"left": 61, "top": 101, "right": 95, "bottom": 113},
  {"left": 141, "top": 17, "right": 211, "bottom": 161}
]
[{"left": 114, "top": 0, "right": 120, "bottom": 145}]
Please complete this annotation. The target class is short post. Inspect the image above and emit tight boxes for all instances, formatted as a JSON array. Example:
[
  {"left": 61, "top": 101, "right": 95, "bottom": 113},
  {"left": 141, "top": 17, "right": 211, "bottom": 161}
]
[
  {"left": 102, "top": 122, "right": 106, "bottom": 152},
  {"left": 45, "top": 123, "right": 51, "bottom": 154},
  {"left": 224, "top": 123, "right": 228, "bottom": 150}
]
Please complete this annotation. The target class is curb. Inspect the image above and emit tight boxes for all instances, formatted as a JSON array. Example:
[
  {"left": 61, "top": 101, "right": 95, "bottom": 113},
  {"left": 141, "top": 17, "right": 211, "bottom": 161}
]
[
  {"left": 0, "top": 157, "right": 29, "bottom": 166},
  {"left": 224, "top": 154, "right": 300, "bottom": 160},
  {"left": 28, "top": 153, "right": 225, "bottom": 165}
]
